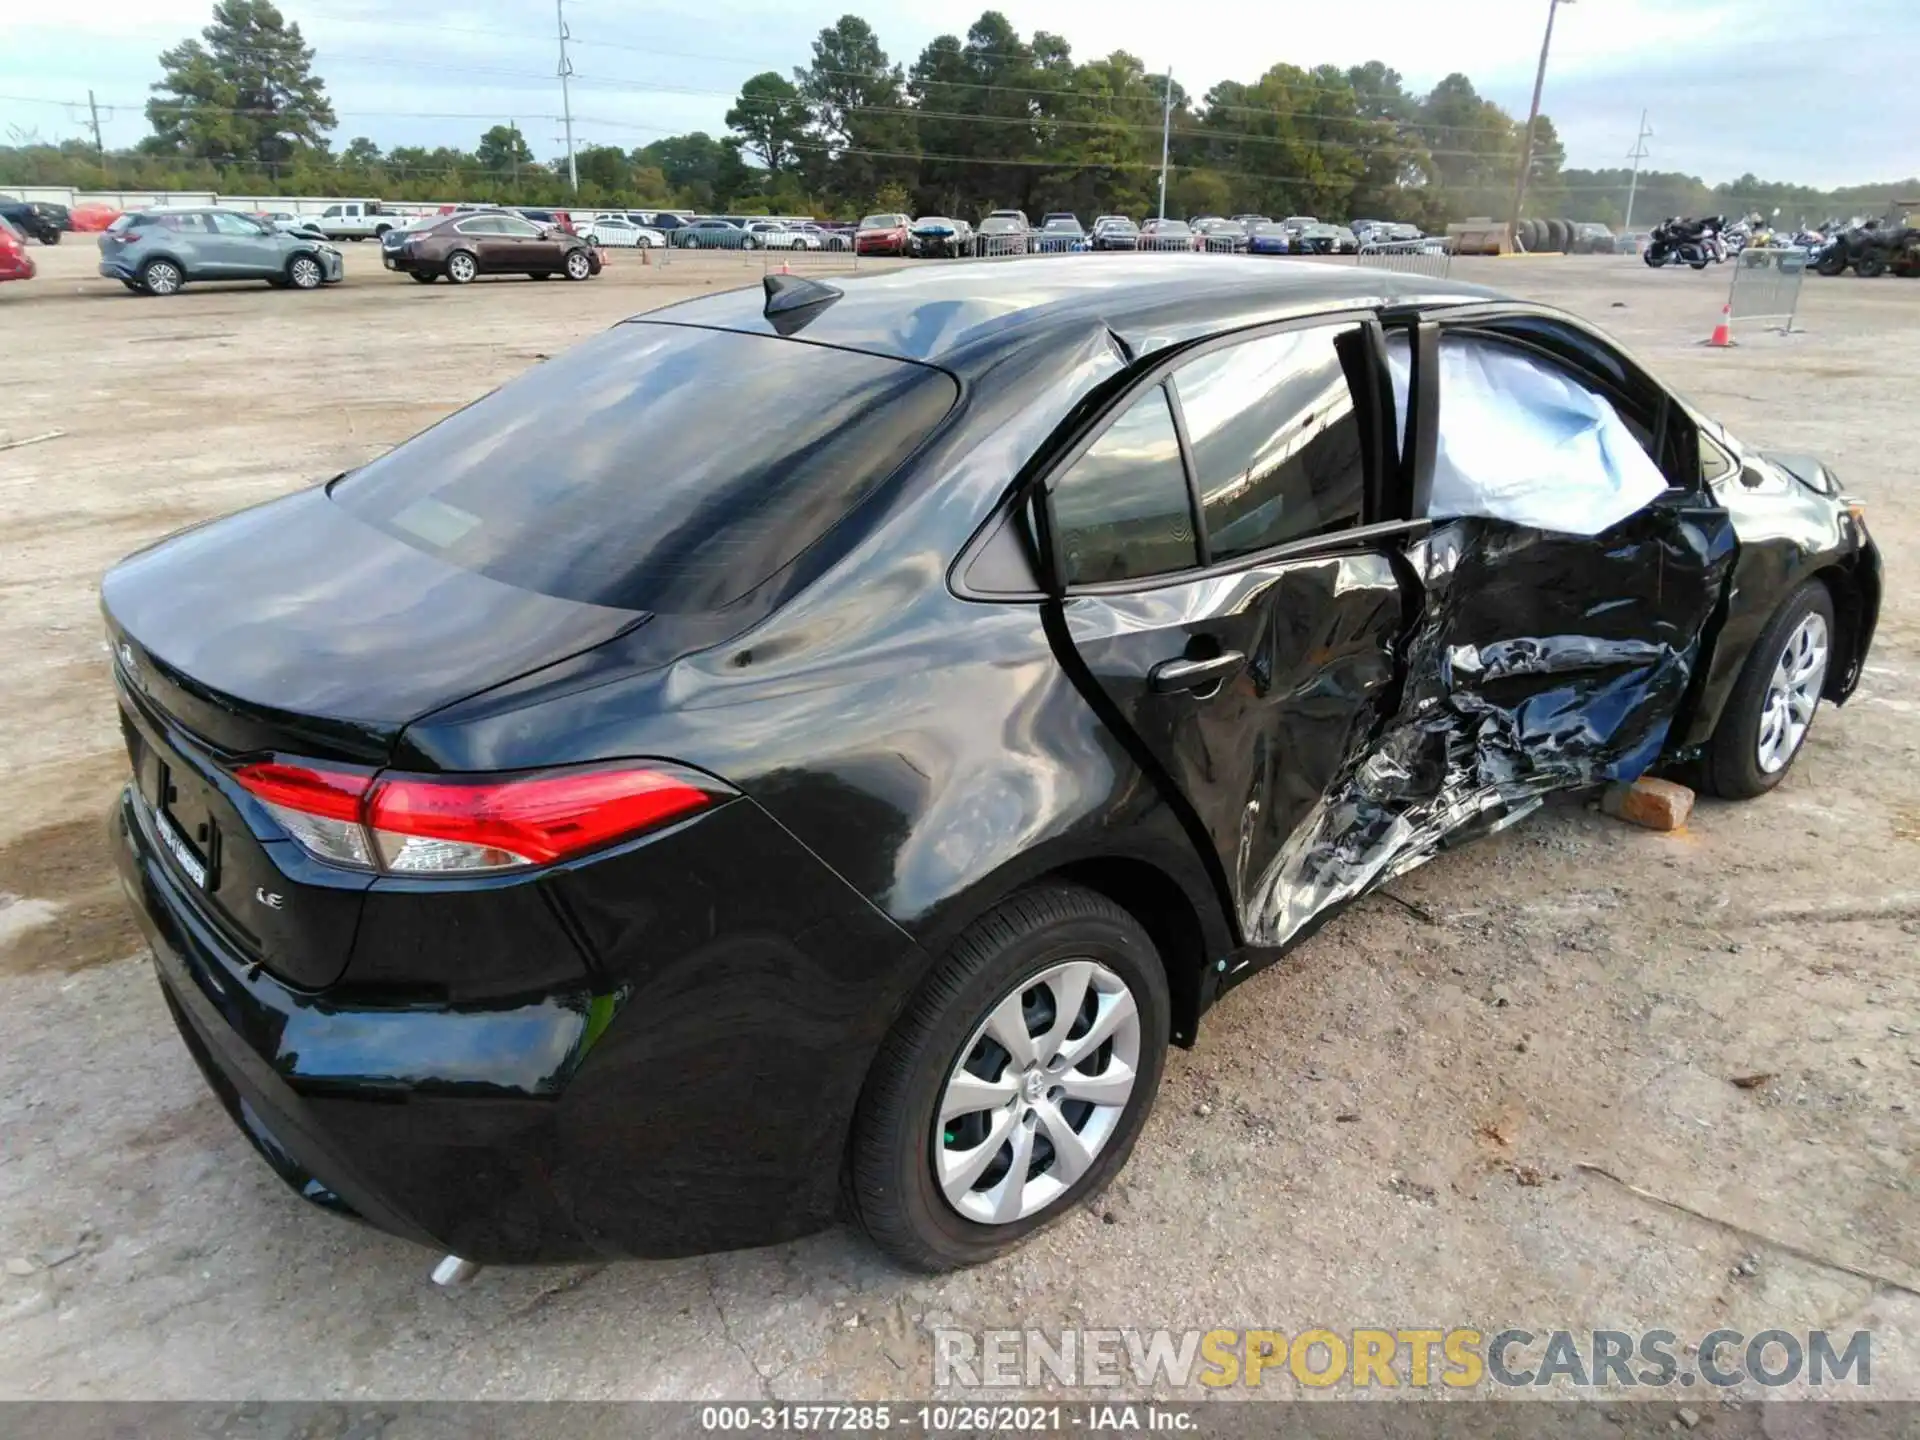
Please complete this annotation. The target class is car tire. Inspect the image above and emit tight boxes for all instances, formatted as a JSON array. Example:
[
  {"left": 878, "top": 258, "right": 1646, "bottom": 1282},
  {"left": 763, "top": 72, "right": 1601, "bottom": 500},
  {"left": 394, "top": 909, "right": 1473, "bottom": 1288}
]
[
  {"left": 286, "top": 254, "right": 324, "bottom": 290},
  {"left": 1701, "top": 581, "right": 1836, "bottom": 800},
  {"left": 410, "top": 271, "right": 437, "bottom": 284},
  {"left": 849, "top": 882, "right": 1170, "bottom": 1272},
  {"left": 563, "top": 249, "right": 593, "bottom": 280},
  {"left": 138, "top": 258, "right": 183, "bottom": 296},
  {"left": 445, "top": 250, "right": 478, "bottom": 285},
  {"left": 1853, "top": 251, "right": 1888, "bottom": 279},
  {"left": 120, "top": 279, "right": 141, "bottom": 292}
]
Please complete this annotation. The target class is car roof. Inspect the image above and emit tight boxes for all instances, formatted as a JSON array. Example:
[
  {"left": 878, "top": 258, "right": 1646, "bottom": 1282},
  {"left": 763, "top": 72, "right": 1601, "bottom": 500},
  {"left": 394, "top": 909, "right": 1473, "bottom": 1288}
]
[{"left": 645, "top": 255, "right": 1502, "bottom": 372}]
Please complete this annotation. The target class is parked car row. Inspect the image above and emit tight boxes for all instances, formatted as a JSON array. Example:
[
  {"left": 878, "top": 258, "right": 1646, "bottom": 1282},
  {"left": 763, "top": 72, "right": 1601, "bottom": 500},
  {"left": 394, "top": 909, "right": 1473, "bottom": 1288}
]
[{"left": 842, "top": 209, "right": 1412, "bottom": 259}]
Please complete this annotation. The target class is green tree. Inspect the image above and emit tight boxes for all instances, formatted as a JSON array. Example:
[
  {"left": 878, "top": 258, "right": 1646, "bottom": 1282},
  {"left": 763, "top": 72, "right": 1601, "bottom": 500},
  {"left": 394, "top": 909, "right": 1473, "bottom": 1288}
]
[
  {"left": 726, "top": 71, "right": 811, "bottom": 174},
  {"left": 341, "top": 136, "right": 381, "bottom": 165},
  {"left": 145, "top": 0, "right": 335, "bottom": 165},
  {"left": 573, "top": 143, "right": 631, "bottom": 192},
  {"left": 794, "top": 15, "right": 914, "bottom": 209},
  {"left": 474, "top": 124, "right": 532, "bottom": 176},
  {"left": 1416, "top": 73, "right": 1518, "bottom": 220}
]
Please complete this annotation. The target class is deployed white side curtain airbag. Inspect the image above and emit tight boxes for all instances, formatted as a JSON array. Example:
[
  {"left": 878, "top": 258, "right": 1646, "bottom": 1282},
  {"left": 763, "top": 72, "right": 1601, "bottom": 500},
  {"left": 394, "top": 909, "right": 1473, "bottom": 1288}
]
[{"left": 1386, "top": 334, "right": 1670, "bottom": 537}]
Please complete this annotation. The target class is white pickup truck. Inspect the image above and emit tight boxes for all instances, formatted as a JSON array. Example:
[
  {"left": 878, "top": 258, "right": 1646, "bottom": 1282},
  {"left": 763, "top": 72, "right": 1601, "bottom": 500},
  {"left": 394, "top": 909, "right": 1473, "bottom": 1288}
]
[{"left": 311, "top": 201, "right": 402, "bottom": 242}]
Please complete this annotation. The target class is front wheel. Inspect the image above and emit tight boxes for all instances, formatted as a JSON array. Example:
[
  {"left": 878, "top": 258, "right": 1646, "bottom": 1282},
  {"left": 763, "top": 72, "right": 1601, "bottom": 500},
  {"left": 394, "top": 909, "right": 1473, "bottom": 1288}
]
[
  {"left": 286, "top": 253, "right": 325, "bottom": 290},
  {"left": 563, "top": 248, "right": 593, "bottom": 280},
  {"left": 849, "top": 883, "right": 1169, "bottom": 1271},
  {"left": 410, "top": 270, "right": 437, "bottom": 284},
  {"left": 1853, "top": 251, "right": 1888, "bottom": 278},
  {"left": 1701, "top": 582, "right": 1835, "bottom": 799}
]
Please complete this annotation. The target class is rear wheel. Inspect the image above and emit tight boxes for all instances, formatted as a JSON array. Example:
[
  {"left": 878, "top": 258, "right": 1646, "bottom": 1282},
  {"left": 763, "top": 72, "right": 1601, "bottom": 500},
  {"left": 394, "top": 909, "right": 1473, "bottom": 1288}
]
[
  {"left": 849, "top": 883, "right": 1170, "bottom": 1271},
  {"left": 139, "top": 258, "right": 183, "bottom": 296},
  {"left": 445, "top": 250, "right": 478, "bottom": 285},
  {"left": 1702, "top": 582, "right": 1835, "bottom": 799},
  {"left": 1853, "top": 250, "right": 1888, "bottom": 278}
]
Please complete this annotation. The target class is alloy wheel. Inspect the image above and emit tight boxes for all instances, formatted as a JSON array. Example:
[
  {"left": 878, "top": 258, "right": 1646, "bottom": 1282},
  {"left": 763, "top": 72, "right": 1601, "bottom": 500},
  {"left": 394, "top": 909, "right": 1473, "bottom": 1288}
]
[
  {"left": 447, "top": 252, "right": 477, "bottom": 284},
  {"left": 934, "top": 959, "right": 1141, "bottom": 1225},
  {"left": 289, "top": 256, "right": 322, "bottom": 289},
  {"left": 566, "top": 250, "right": 592, "bottom": 280},
  {"left": 1757, "top": 611, "right": 1828, "bottom": 773},
  {"left": 143, "top": 261, "right": 181, "bottom": 296}
]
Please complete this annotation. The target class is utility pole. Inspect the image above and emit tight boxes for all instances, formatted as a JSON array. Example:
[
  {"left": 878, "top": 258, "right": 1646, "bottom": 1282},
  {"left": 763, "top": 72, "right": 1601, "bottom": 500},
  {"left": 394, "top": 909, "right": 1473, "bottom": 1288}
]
[
  {"left": 1622, "top": 109, "right": 1653, "bottom": 233},
  {"left": 86, "top": 89, "right": 104, "bottom": 161},
  {"left": 1157, "top": 69, "right": 1173, "bottom": 221},
  {"left": 1507, "top": 0, "right": 1574, "bottom": 250},
  {"left": 555, "top": 0, "right": 577, "bottom": 193},
  {"left": 509, "top": 118, "right": 520, "bottom": 186}
]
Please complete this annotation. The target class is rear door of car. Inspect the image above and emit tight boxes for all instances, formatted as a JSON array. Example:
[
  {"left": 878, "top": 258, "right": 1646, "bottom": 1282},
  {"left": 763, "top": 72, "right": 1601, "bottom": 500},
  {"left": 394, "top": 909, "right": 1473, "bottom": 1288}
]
[
  {"left": 153, "top": 212, "right": 219, "bottom": 274},
  {"left": 451, "top": 215, "right": 507, "bottom": 269},
  {"left": 1036, "top": 314, "right": 1425, "bottom": 957}
]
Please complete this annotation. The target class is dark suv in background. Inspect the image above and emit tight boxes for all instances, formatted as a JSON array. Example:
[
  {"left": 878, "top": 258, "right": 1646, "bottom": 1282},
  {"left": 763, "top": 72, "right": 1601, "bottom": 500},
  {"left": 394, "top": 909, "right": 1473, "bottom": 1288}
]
[{"left": 0, "top": 199, "right": 64, "bottom": 244}]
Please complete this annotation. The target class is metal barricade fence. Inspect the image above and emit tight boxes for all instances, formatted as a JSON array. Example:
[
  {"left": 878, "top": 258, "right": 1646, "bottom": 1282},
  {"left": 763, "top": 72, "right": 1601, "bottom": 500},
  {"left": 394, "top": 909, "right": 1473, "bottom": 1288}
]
[
  {"left": 977, "top": 232, "right": 1030, "bottom": 259},
  {"left": 1135, "top": 234, "right": 1196, "bottom": 253},
  {"left": 1201, "top": 235, "right": 1239, "bottom": 254},
  {"left": 1728, "top": 246, "right": 1807, "bottom": 333},
  {"left": 1033, "top": 235, "right": 1088, "bottom": 255},
  {"left": 1356, "top": 240, "right": 1453, "bottom": 279}
]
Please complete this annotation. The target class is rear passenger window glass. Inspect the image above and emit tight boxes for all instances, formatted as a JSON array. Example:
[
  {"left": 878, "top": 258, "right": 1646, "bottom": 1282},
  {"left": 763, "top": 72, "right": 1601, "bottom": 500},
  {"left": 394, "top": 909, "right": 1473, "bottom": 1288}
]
[
  {"left": 1173, "top": 326, "right": 1366, "bottom": 560},
  {"left": 333, "top": 323, "right": 956, "bottom": 614},
  {"left": 1049, "top": 385, "right": 1198, "bottom": 585}
]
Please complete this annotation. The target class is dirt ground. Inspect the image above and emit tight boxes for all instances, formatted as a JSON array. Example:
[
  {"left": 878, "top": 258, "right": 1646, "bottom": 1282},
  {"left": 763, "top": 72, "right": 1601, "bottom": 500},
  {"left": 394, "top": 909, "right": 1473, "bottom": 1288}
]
[{"left": 0, "top": 240, "right": 1913, "bottom": 1406}]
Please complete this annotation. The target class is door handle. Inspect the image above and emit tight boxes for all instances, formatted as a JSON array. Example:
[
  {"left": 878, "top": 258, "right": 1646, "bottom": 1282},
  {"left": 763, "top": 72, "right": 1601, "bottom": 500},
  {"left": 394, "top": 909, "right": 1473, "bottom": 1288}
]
[{"left": 1148, "top": 651, "right": 1246, "bottom": 694}]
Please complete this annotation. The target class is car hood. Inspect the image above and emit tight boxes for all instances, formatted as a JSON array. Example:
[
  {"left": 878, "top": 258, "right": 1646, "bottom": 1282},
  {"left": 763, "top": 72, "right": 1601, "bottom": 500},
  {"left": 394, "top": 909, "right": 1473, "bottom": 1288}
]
[{"left": 101, "top": 486, "right": 643, "bottom": 765}]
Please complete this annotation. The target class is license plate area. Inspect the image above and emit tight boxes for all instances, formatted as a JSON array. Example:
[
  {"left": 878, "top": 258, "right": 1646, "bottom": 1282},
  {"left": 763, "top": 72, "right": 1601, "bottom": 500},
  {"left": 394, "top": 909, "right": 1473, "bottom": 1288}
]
[{"left": 157, "top": 762, "right": 217, "bottom": 888}]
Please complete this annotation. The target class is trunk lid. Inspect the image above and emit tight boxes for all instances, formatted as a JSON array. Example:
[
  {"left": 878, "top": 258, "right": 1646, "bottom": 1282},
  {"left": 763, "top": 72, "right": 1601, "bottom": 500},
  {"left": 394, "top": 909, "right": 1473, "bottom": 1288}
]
[
  {"left": 102, "top": 486, "right": 642, "bottom": 991},
  {"left": 102, "top": 487, "right": 642, "bottom": 766}
]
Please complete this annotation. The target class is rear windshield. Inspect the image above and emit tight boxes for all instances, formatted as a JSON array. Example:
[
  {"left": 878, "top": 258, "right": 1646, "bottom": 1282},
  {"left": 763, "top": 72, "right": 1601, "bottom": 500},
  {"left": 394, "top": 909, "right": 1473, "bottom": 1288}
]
[{"left": 331, "top": 323, "right": 957, "bottom": 614}]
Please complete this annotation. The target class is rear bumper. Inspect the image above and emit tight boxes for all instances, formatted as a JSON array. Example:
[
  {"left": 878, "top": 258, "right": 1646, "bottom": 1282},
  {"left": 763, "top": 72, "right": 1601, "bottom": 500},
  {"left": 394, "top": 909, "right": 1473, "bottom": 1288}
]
[
  {"left": 111, "top": 781, "right": 927, "bottom": 1263},
  {"left": 98, "top": 258, "right": 137, "bottom": 280}
]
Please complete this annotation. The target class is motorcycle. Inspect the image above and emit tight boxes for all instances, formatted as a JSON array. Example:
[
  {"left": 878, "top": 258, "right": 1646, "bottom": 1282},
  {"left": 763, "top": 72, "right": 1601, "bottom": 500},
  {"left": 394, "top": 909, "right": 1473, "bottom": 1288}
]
[
  {"left": 1812, "top": 219, "right": 1906, "bottom": 277},
  {"left": 1643, "top": 215, "right": 1718, "bottom": 270}
]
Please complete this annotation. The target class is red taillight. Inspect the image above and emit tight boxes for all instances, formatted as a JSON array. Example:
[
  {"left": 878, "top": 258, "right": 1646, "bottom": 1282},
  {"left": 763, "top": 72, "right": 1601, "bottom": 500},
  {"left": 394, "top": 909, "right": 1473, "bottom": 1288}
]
[
  {"left": 235, "top": 761, "right": 719, "bottom": 875},
  {"left": 233, "top": 761, "right": 367, "bottom": 821},
  {"left": 369, "top": 769, "right": 711, "bottom": 868}
]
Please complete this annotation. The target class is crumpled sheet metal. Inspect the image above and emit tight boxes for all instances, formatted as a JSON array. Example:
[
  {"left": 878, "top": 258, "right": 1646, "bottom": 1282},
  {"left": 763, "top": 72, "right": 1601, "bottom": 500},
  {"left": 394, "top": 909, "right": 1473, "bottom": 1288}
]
[{"left": 1241, "top": 516, "right": 1724, "bottom": 951}]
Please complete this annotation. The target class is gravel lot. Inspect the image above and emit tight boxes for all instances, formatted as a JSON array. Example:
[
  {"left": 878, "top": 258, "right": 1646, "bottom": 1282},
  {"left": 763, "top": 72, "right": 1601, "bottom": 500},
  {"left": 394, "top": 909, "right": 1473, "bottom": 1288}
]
[{"left": 0, "top": 239, "right": 1913, "bottom": 1404}]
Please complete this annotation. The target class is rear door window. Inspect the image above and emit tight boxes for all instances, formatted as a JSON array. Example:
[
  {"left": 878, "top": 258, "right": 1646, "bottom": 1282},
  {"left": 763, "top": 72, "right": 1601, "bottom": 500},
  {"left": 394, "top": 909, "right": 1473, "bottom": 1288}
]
[
  {"left": 1047, "top": 385, "right": 1199, "bottom": 585},
  {"left": 1171, "top": 325, "right": 1367, "bottom": 560},
  {"left": 332, "top": 323, "right": 957, "bottom": 614}
]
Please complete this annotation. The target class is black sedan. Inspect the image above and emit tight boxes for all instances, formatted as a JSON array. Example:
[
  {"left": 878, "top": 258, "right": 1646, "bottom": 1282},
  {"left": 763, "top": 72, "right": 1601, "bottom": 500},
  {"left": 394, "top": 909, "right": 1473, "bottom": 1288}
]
[{"left": 105, "top": 259, "right": 1880, "bottom": 1273}]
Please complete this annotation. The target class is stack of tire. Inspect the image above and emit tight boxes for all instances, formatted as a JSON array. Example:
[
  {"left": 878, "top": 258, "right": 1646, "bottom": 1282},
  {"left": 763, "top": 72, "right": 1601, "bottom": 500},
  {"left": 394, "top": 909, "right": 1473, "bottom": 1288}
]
[{"left": 1514, "top": 218, "right": 1580, "bottom": 254}]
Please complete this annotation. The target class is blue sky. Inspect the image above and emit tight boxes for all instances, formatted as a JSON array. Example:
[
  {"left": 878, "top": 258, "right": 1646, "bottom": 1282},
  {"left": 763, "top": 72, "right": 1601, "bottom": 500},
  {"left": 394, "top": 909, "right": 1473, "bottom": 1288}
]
[{"left": 2, "top": 0, "right": 1913, "bottom": 189}]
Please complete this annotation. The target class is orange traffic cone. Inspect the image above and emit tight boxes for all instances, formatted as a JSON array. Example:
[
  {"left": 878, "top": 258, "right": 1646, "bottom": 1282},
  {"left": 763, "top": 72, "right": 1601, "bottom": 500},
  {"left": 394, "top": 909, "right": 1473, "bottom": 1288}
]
[
  {"left": 1706, "top": 302, "right": 1734, "bottom": 347},
  {"left": 778, "top": 259, "right": 792, "bottom": 275}
]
